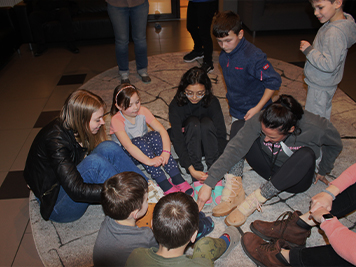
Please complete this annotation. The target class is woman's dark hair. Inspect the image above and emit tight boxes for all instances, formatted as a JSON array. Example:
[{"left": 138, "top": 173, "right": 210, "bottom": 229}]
[
  {"left": 110, "top": 83, "right": 139, "bottom": 116},
  {"left": 212, "top": 11, "right": 242, "bottom": 38},
  {"left": 174, "top": 66, "right": 213, "bottom": 107},
  {"left": 101, "top": 172, "right": 148, "bottom": 220},
  {"left": 259, "top": 94, "right": 304, "bottom": 135},
  {"left": 152, "top": 192, "right": 199, "bottom": 250}
]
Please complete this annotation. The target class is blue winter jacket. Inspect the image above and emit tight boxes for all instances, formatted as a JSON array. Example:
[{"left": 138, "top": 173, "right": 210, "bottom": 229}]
[{"left": 219, "top": 37, "right": 281, "bottom": 119}]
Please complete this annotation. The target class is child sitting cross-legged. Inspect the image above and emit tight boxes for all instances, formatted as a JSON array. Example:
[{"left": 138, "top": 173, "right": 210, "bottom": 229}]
[
  {"left": 93, "top": 171, "right": 158, "bottom": 267},
  {"left": 126, "top": 192, "right": 241, "bottom": 267}
]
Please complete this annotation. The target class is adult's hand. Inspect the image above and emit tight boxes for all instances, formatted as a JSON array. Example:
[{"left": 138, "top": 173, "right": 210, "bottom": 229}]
[
  {"left": 197, "top": 184, "right": 212, "bottom": 211},
  {"left": 310, "top": 191, "right": 333, "bottom": 213},
  {"left": 310, "top": 207, "right": 330, "bottom": 223},
  {"left": 314, "top": 174, "right": 329, "bottom": 185}
]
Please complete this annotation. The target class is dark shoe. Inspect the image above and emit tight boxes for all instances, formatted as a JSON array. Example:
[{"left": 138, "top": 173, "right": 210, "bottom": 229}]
[
  {"left": 183, "top": 50, "right": 204, "bottom": 62},
  {"left": 67, "top": 43, "right": 79, "bottom": 54},
  {"left": 121, "top": 78, "right": 130, "bottom": 84},
  {"left": 241, "top": 232, "right": 290, "bottom": 267},
  {"left": 196, "top": 211, "right": 214, "bottom": 241},
  {"left": 34, "top": 44, "right": 48, "bottom": 57},
  {"left": 201, "top": 62, "right": 214, "bottom": 74},
  {"left": 250, "top": 210, "right": 311, "bottom": 247},
  {"left": 138, "top": 72, "right": 151, "bottom": 83}
]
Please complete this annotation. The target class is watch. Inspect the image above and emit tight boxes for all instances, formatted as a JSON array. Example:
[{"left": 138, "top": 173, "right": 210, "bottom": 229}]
[{"left": 320, "top": 213, "right": 334, "bottom": 223}]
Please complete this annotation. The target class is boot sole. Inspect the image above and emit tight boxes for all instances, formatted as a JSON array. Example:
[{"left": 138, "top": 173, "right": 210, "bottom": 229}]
[
  {"left": 183, "top": 55, "right": 204, "bottom": 63},
  {"left": 241, "top": 235, "right": 268, "bottom": 267},
  {"left": 224, "top": 216, "right": 245, "bottom": 227},
  {"left": 212, "top": 206, "right": 237, "bottom": 217},
  {"left": 250, "top": 222, "right": 306, "bottom": 249}
]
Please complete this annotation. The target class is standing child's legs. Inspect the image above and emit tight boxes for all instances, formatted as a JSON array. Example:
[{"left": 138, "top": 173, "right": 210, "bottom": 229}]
[{"left": 305, "top": 85, "right": 337, "bottom": 120}]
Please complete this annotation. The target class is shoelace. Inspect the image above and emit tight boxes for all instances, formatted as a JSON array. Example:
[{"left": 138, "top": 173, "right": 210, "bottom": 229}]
[
  {"left": 221, "top": 175, "right": 242, "bottom": 202},
  {"left": 245, "top": 192, "right": 263, "bottom": 213},
  {"left": 273, "top": 211, "right": 294, "bottom": 228},
  {"left": 260, "top": 239, "right": 278, "bottom": 252}
]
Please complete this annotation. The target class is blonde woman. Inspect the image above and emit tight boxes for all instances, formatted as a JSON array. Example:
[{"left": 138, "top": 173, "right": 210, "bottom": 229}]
[{"left": 24, "top": 89, "right": 147, "bottom": 223}]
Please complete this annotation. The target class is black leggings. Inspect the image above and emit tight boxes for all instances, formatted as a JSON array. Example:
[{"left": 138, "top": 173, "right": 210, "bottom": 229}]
[
  {"left": 245, "top": 138, "right": 316, "bottom": 193},
  {"left": 289, "top": 183, "right": 356, "bottom": 266}
]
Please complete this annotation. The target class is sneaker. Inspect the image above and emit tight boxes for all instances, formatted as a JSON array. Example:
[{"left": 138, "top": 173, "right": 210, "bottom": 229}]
[
  {"left": 174, "top": 181, "right": 194, "bottom": 196},
  {"left": 241, "top": 232, "right": 290, "bottom": 267},
  {"left": 196, "top": 211, "right": 215, "bottom": 241},
  {"left": 137, "top": 69, "right": 151, "bottom": 83},
  {"left": 220, "top": 226, "right": 241, "bottom": 258},
  {"left": 250, "top": 210, "right": 311, "bottom": 247},
  {"left": 193, "top": 181, "right": 212, "bottom": 205},
  {"left": 183, "top": 50, "right": 204, "bottom": 62},
  {"left": 201, "top": 62, "right": 214, "bottom": 74},
  {"left": 212, "top": 174, "right": 245, "bottom": 217},
  {"left": 120, "top": 72, "right": 130, "bottom": 84}
]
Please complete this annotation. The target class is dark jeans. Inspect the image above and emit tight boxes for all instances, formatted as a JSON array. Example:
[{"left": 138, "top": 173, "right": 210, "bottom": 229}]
[
  {"left": 186, "top": 0, "right": 217, "bottom": 64},
  {"left": 245, "top": 137, "right": 315, "bottom": 193},
  {"left": 29, "top": 8, "right": 75, "bottom": 44},
  {"left": 184, "top": 116, "right": 220, "bottom": 175},
  {"left": 289, "top": 182, "right": 356, "bottom": 266}
]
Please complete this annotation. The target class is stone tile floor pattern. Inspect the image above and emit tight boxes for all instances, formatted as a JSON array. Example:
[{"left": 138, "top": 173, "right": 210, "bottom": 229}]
[{"left": 30, "top": 52, "right": 356, "bottom": 266}]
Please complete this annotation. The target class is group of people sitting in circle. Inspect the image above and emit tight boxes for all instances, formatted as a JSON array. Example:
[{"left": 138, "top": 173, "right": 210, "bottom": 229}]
[{"left": 24, "top": 5, "right": 356, "bottom": 267}]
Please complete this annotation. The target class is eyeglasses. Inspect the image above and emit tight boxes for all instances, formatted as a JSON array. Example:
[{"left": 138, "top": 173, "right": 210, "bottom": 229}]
[{"left": 185, "top": 91, "right": 205, "bottom": 99}]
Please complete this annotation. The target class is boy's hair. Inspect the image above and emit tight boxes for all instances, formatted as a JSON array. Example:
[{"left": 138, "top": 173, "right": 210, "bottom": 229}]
[
  {"left": 309, "top": 0, "right": 344, "bottom": 7},
  {"left": 213, "top": 10, "right": 242, "bottom": 38},
  {"left": 101, "top": 171, "right": 148, "bottom": 220},
  {"left": 259, "top": 94, "right": 304, "bottom": 136},
  {"left": 59, "top": 89, "right": 107, "bottom": 153},
  {"left": 110, "top": 83, "right": 139, "bottom": 116},
  {"left": 152, "top": 192, "right": 199, "bottom": 250},
  {"left": 174, "top": 66, "right": 213, "bottom": 108}
]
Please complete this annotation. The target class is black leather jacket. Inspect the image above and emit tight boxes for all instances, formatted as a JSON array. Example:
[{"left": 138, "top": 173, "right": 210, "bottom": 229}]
[{"left": 24, "top": 118, "right": 102, "bottom": 220}]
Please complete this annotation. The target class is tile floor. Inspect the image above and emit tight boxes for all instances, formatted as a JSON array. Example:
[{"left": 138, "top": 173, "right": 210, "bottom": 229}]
[{"left": 0, "top": 18, "right": 355, "bottom": 266}]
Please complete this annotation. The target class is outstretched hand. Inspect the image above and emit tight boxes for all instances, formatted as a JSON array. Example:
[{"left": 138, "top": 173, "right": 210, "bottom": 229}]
[
  {"left": 314, "top": 174, "right": 329, "bottom": 185},
  {"left": 197, "top": 184, "right": 212, "bottom": 211}
]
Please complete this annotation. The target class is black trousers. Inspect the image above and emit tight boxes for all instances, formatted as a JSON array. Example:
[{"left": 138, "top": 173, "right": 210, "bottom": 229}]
[
  {"left": 184, "top": 116, "right": 220, "bottom": 174},
  {"left": 245, "top": 137, "right": 316, "bottom": 193},
  {"left": 186, "top": 0, "right": 217, "bottom": 64},
  {"left": 29, "top": 8, "right": 75, "bottom": 44},
  {"left": 289, "top": 182, "right": 356, "bottom": 266}
]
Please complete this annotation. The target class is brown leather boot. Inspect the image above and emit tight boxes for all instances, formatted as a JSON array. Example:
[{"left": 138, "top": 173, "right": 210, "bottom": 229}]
[
  {"left": 250, "top": 210, "right": 311, "bottom": 247},
  {"left": 212, "top": 174, "right": 245, "bottom": 217},
  {"left": 225, "top": 188, "right": 266, "bottom": 227},
  {"left": 241, "top": 232, "right": 290, "bottom": 267}
]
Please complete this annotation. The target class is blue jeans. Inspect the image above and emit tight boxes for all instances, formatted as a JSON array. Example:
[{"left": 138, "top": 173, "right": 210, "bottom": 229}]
[
  {"left": 49, "top": 141, "right": 147, "bottom": 223},
  {"left": 107, "top": 0, "right": 149, "bottom": 72}
]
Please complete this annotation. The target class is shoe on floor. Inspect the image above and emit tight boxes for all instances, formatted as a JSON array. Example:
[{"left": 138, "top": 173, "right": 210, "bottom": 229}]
[
  {"left": 225, "top": 188, "right": 266, "bottom": 227},
  {"left": 67, "top": 43, "right": 79, "bottom": 54},
  {"left": 241, "top": 232, "right": 290, "bottom": 267},
  {"left": 34, "top": 44, "right": 48, "bottom": 57},
  {"left": 212, "top": 174, "right": 244, "bottom": 217},
  {"left": 220, "top": 226, "right": 241, "bottom": 258},
  {"left": 201, "top": 62, "right": 214, "bottom": 74},
  {"left": 183, "top": 50, "right": 204, "bottom": 62},
  {"left": 138, "top": 71, "right": 151, "bottom": 83},
  {"left": 120, "top": 72, "right": 130, "bottom": 84},
  {"left": 250, "top": 210, "right": 311, "bottom": 247},
  {"left": 196, "top": 211, "right": 215, "bottom": 241}
]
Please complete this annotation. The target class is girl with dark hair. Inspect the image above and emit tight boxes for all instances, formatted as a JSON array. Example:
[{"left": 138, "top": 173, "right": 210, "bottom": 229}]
[
  {"left": 169, "top": 67, "right": 227, "bottom": 205},
  {"left": 110, "top": 83, "right": 193, "bottom": 196},
  {"left": 196, "top": 94, "right": 343, "bottom": 227},
  {"left": 24, "top": 89, "right": 147, "bottom": 223}
]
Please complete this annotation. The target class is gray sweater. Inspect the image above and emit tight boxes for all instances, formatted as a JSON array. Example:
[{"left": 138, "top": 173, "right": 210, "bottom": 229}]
[
  {"left": 303, "top": 12, "right": 356, "bottom": 90},
  {"left": 205, "top": 111, "right": 343, "bottom": 188}
]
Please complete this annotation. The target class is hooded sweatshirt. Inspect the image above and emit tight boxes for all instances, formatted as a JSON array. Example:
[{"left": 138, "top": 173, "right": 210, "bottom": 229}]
[{"left": 303, "top": 13, "right": 356, "bottom": 90}]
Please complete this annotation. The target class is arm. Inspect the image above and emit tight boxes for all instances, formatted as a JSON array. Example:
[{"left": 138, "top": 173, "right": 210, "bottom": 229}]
[
  {"left": 148, "top": 118, "right": 171, "bottom": 165},
  {"left": 114, "top": 130, "right": 162, "bottom": 167},
  {"left": 244, "top": 88, "right": 275, "bottom": 120}
]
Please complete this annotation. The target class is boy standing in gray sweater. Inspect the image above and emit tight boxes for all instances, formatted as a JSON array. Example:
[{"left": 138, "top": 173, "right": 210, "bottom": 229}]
[{"left": 300, "top": 0, "right": 356, "bottom": 119}]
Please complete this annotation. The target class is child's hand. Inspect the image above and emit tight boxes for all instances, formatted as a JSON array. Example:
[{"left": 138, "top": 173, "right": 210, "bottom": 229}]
[
  {"left": 244, "top": 107, "right": 259, "bottom": 121},
  {"left": 300, "top": 40, "right": 311, "bottom": 52},
  {"left": 160, "top": 152, "right": 170, "bottom": 166},
  {"left": 191, "top": 170, "right": 208, "bottom": 182},
  {"left": 149, "top": 156, "right": 163, "bottom": 167}
]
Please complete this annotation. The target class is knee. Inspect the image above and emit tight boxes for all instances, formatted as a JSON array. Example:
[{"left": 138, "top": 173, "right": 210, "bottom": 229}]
[
  {"left": 297, "top": 147, "right": 316, "bottom": 163},
  {"left": 200, "top": 117, "right": 215, "bottom": 131},
  {"left": 185, "top": 117, "right": 200, "bottom": 128}
]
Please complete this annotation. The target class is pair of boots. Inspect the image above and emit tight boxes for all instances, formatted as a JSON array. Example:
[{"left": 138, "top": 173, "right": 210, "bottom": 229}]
[
  {"left": 213, "top": 174, "right": 279, "bottom": 227},
  {"left": 241, "top": 211, "right": 312, "bottom": 267}
]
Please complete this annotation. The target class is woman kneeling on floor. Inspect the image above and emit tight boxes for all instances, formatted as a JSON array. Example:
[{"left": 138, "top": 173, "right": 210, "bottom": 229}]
[
  {"left": 24, "top": 89, "right": 147, "bottom": 223},
  {"left": 197, "top": 94, "right": 343, "bottom": 227}
]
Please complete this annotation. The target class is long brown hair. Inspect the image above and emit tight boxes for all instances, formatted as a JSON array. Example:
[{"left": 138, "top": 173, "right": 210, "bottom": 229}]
[{"left": 60, "top": 89, "right": 107, "bottom": 153}]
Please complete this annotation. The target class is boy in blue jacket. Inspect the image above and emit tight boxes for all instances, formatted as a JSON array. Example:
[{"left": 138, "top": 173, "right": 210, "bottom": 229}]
[{"left": 212, "top": 11, "right": 282, "bottom": 138}]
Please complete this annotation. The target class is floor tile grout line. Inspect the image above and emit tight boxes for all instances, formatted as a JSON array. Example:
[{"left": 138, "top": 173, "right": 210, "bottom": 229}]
[{"left": 11, "top": 218, "right": 30, "bottom": 266}]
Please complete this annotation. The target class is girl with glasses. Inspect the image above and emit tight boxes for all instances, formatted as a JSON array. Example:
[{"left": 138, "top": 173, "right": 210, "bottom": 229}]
[{"left": 169, "top": 67, "right": 228, "bottom": 206}]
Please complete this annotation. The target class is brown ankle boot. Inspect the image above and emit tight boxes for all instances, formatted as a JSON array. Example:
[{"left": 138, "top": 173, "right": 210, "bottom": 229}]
[
  {"left": 225, "top": 188, "right": 266, "bottom": 227},
  {"left": 212, "top": 174, "right": 245, "bottom": 217},
  {"left": 250, "top": 210, "right": 311, "bottom": 247},
  {"left": 241, "top": 232, "right": 290, "bottom": 267}
]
